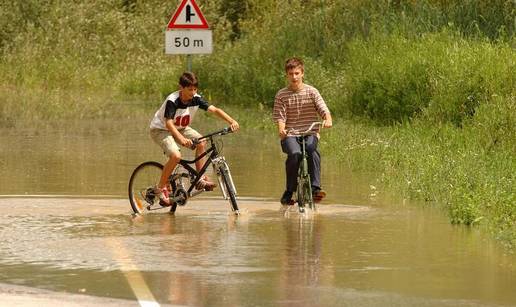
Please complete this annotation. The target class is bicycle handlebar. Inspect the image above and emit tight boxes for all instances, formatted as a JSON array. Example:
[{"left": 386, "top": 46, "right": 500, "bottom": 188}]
[
  {"left": 199, "top": 126, "right": 233, "bottom": 140},
  {"left": 190, "top": 127, "right": 233, "bottom": 148},
  {"left": 289, "top": 121, "right": 326, "bottom": 136}
]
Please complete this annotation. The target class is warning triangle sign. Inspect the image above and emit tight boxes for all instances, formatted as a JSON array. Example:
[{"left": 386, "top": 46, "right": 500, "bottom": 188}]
[{"left": 167, "top": 0, "right": 209, "bottom": 29}]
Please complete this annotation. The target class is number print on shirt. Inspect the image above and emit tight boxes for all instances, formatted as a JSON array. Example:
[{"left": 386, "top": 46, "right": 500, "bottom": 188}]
[{"left": 174, "top": 115, "right": 191, "bottom": 127}]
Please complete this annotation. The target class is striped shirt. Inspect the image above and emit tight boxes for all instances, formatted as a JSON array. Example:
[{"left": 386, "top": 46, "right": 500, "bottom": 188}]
[{"left": 273, "top": 84, "right": 330, "bottom": 136}]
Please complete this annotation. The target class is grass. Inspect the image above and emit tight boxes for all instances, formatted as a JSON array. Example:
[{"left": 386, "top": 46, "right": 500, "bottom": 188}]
[{"left": 323, "top": 100, "right": 515, "bottom": 249}]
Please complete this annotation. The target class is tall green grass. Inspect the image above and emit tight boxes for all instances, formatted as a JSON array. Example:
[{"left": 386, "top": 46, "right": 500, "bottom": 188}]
[
  {"left": 1, "top": 1, "right": 514, "bottom": 111},
  {"left": 324, "top": 94, "right": 515, "bottom": 248},
  {"left": 345, "top": 31, "right": 515, "bottom": 125}
]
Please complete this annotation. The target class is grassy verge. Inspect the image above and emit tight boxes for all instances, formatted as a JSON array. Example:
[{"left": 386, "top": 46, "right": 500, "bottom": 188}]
[{"left": 322, "top": 104, "right": 515, "bottom": 249}]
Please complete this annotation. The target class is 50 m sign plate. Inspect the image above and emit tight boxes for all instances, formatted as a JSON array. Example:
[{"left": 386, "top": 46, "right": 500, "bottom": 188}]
[{"left": 165, "top": 30, "right": 212, "bottom": 54}]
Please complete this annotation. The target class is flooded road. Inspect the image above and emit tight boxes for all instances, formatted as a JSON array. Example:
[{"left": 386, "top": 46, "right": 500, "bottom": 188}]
[{"left": 0, "top": 119, "right": 515, "bottom": 306}]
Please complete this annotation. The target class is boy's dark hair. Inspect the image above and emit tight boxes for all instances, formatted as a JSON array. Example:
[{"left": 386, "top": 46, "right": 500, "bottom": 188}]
[
  {"left": 285, "top": 57, "right": 304, "bottom": 72},
  {"left": 179, "top": 72, "right": 198, "bottom": 87}
]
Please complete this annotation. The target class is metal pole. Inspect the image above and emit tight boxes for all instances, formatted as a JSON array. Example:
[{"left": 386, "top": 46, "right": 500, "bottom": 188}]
[{"left": 186, "top": 54, "right": 192, "bottom": 72}]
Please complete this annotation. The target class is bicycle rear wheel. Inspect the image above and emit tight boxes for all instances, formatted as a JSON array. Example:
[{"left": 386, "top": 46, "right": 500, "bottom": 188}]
[{"left": 128, "top": 161, "right": 165, "bottom": 214}]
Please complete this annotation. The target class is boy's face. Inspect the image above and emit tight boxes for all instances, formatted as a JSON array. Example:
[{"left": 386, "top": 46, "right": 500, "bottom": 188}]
[
  {"left": 286, "top": 67, "right": 304, "bottom": 89},
  {"left": 180, "top": 85, "right": 198, "bottom": 102}
]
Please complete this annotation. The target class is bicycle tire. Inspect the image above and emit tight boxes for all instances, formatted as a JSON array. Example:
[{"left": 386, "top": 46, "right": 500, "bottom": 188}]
[
  {"left": 297, "top": 171, "right": 314, "bottom": 213},
  {"left": 219, "top": 166, "right": 239, "bottom": 214},
  {"left": 128, "top": 161, "right": 164, "bottom": 214}
]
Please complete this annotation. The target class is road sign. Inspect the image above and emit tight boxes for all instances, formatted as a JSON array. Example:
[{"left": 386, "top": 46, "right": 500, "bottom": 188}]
[
  {"left": 165, "top": 30, "right": 212, "bottom": 54},
  {"left": 167, "top": 0, "right": 209, "bottom": 29},
  {"left": 165, "top": 0, "right": 212, "bottom": 55}
]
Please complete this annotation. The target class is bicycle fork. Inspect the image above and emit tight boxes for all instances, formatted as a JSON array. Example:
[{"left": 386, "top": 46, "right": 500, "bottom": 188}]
[{"left": 212, "top": 156, "right": 238, "bottom": 200}]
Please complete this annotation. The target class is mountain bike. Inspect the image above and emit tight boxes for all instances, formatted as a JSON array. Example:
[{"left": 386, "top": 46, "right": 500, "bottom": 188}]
[
  {"left": 128, "top": 127, "right": 239, "bottom": 215},
  {"left": 289, "top": 121, "right": 324, "bottom": 214}
]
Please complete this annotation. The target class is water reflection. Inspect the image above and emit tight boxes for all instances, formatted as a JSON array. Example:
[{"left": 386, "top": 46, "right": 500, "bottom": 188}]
[{"left": 277, "top": 216, "right": 328, "bottom": 306}]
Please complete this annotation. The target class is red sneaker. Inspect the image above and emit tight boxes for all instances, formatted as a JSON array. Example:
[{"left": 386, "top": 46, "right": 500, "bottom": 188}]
[
  {"left": 158, "top": 187, "right": 171, "bottom": 207},
  {"left": 313, "top": 189, "right": 326, "bottom": 203}
]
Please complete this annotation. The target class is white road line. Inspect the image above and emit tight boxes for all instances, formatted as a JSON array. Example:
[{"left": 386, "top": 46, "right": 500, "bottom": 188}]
[{"left": 106, "top": 238, "right": 160, "bottom": 307}]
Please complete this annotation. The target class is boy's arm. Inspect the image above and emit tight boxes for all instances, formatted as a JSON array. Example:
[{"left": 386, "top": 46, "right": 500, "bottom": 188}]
[
  {"left": 322, "top": 112, "right": 333, "bottom": 128},
  {"left": 165, "top": 118, "right": 193, "bottom": 147},
  {"left": 277, "top": 121, "right": 287, "bottom": 139},
  {"left": 273, "top": 94, "right": 287, "bottom": 139},
  {"left": 207, "top": 105, "right": 240, "bottom": 131},
  {"left": 311, "top": 87, "right": 332, "bottom": 128}
]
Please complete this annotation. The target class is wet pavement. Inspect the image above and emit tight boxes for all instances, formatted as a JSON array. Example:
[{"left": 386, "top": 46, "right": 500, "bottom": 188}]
[
  {"left": 0, "top": 282, "right": 141, "bottom": 306},
  {"left": 1, "top": 196, "right": 515, "bottom": 306}
]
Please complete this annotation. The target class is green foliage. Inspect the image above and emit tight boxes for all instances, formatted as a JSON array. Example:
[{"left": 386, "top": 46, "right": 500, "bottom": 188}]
[
  {"left": 346, "top": 31, "right": 515, "bottom": 125},
  {"left": 326, "top": 109, "right": 515, "bottom": 247},
  {"left": 347, "top": 35, "right": 433, "bottom": 124}
]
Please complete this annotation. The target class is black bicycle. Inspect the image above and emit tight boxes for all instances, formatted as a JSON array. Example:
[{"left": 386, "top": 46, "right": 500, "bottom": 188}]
[{"left": 128, "top": 127, "right": 239, "bottom": 215}]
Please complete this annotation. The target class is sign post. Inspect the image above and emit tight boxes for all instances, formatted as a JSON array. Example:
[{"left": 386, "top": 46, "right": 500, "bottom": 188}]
[{"left": 165, "top": 0, "right": 212, "bottom": 71}]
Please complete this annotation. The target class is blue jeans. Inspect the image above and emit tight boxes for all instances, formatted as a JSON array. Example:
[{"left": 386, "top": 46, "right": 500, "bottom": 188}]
[{"left": 280, "top": 135, "right": 321, "bottom": 193}]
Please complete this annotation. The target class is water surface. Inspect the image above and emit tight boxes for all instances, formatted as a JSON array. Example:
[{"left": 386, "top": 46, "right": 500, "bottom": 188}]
[{"left": 0, "top": 119, "right": 514, "bottom": 306}]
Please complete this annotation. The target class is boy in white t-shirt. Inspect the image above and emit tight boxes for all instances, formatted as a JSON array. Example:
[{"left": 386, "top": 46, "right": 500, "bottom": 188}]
[{"left": 149, "top": 72, "right": 239, "bottom": 206}]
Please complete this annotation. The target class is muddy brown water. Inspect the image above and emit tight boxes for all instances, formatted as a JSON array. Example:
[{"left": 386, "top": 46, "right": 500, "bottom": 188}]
[{"left": 0, "top": 119, "right": 514, "bottom": 306}]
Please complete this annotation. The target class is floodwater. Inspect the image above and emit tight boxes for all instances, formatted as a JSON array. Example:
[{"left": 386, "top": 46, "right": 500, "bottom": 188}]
[{"left": 0, "top": 118, "right": 515, "bottom": 306}]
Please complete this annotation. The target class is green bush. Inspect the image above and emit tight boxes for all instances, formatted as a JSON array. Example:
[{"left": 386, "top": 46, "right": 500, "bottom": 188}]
[
  {"left": 346, "top": 35, "right": 433, "bottom": 124},
  {"left": 345, "top": 31, "right": 515, "bottom": 125}
]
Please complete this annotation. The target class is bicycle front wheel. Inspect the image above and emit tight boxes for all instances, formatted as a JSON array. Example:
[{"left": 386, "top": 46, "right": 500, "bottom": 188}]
[
  {"left": 218, "top": 165, "right": 239, "bottom": 214},
  {"left": 297, "top": 174, "right": 314, "bottom": 213},
  {"left": 128, "top": 161, "right": 164, "bottom": 214}
]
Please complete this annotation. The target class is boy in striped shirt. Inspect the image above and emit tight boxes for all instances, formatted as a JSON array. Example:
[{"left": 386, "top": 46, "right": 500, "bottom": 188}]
[{"left": 273, "top": 57, "right": 333, "bottom": 205}]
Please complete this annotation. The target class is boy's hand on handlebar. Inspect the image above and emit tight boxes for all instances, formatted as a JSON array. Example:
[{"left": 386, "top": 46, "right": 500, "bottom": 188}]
[
  {"left": 189, "top": 138, "right": 200, "bottom": 150},
  {"left": 279, "top": 128, "right": 288, "bottom": 140},
  {"left": 229, "top": 120, "right": 240, "bottom": 132},
  {"left": 180, "top": 137, "right": 193, "bottom": 148}
]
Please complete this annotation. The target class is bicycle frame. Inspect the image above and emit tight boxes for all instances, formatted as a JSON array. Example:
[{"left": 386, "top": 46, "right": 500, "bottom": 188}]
[
  {"left": 169, "top": 127, "right": 238, "bottom": 210},
  {"left": 175, "top": 136, "right": 219, "bottom": 197}
]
